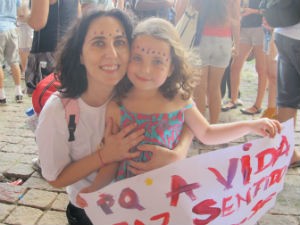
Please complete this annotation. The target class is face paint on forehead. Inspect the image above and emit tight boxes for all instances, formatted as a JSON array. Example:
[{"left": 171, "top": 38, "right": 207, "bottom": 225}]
[
  {"left": 133, "top": 44, "right": 170, "bottom": 62},
  {"left": 92, "top": 28, "right": 125, "bottom": 38}
]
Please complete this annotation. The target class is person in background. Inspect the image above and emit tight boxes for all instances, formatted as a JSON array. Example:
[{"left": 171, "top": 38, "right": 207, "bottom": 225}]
[
  {"left": 36, "top": 10, "right": 193, "bottom": 225},
  {"left": 24, "top": 0, "right": 80, "bottom": 94},
  {"left": 177, "top": 0, "right": 241, "bottom": 124},
  {"left": 260, "top": 18, "right": 277, "bottom": 119},
  {"left": 80, "top": 0, "right": 114, "bottom": 14},
  {"left": 17, "top": 0, "right": 33, "bottom": 80},
  {"left": 222, "top": 0, "right": 266, "bottom": 116},
  {"left": 0, "top": 0, "right": 23, "bottom": 104},
  {"left": 274, "top": 21, "right": 300, "bottom": 168}
]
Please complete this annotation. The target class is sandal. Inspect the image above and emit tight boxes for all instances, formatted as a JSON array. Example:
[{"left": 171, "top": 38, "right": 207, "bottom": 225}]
[
  {"left": 240, "top": 105, "right": 262, "bottom": 115},
  {"left": 221, "top": 101, "right": 237, "bottom": 112}
]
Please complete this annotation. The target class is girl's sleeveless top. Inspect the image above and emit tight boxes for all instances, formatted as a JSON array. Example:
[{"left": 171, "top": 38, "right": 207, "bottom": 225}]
[{"left": 116, "top": 103, "right": 193, "bottom": 181}]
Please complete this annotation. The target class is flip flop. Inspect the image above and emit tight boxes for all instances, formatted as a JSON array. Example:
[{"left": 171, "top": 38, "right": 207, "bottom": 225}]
[
  {"left": 221, "top": 101, "right": 237, "bottom": 112},
  {"left": 240, "top": 105, "right": 262, "bottom": 115},
  {"left": 289, "top": 160, "right": 300, "bottom": 168}
]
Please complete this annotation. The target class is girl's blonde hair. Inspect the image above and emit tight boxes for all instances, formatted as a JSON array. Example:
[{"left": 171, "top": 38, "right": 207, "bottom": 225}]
[{"left": 115, "top": 17, "right": 197, "bottom": 101}]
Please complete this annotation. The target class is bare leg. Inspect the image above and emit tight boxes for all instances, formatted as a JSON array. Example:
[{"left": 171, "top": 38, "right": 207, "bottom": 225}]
[
  {"left": 277, "top": 107, "right": 300, "bottom": 164},
  {"left": 261, "top": 40, "right": 277, "bottom": 118},
  {"left": 194, "top": 67, "right": 208, "bottom": 115},
  {"left": 0, "top": 66, "right": 4, "bottom": 89},
  {"left": 207, "top": 66, "right": 226, "bottom": 124},
  {"left": 230, "top": 43, "right": 252, "bottom": 103},
  {"left": 10, "top": 63, "right": 22, "bottom": 86}
]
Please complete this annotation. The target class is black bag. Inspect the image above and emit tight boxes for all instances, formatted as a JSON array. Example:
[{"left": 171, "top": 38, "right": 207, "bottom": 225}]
[
  {"left": 25, "top": 51, "right": 55, "bottom": 94},
  {"left": 261, "top": 0, "right": 300, "bottom": 28}
]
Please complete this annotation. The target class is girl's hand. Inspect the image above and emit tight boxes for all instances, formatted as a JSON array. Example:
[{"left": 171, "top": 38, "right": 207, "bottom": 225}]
[
  {"left": 76, "top": 186, "right": 95, "bottom": 208},
  {"left": 101, "top": 118, "right": 145, "bottom": 164},
  {"left": 128, "top": 144, "right": 182, "bottom": 175},
  {"left": 250, "top": 118, "right": 281, "bottom": 138}
]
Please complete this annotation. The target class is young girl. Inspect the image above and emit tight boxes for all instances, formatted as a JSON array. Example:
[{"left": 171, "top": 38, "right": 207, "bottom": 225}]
[{"left": 76, "top": 17, "right": 281, "bottom": 207}]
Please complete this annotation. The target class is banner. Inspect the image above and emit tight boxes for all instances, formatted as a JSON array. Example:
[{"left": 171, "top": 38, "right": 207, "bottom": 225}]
[{"left": 82, "top": 120, "right": 294, "bottom": 225}]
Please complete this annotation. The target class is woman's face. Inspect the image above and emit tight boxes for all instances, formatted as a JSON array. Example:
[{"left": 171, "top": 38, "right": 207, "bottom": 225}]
[{"left": 80, "top": 16, "right": 130, "bottom": 89}]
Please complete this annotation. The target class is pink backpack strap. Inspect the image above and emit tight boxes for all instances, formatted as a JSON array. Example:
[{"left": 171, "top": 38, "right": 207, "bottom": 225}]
[{"left": 60, "top": 97, "right": 80, "bottom": 142}]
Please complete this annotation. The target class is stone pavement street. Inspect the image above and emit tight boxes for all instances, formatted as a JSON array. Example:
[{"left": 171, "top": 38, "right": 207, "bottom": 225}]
[{"left": 0, "top": 62, "right": 300, "bottom": 225}]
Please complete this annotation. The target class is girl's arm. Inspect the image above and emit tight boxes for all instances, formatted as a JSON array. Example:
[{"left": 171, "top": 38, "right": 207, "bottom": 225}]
[
  {"left": 128, "top": 125, "right": 194, "bottom": 175},
  {"left": 185, "top": 104, "right": 281, "bottom": 145}
]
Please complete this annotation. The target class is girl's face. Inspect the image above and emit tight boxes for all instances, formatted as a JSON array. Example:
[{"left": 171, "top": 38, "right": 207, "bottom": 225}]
[
  {"left": 127, "top": 35, "right": 173, "bottom": 91},
  {"left": 81, "top": 16, "right": 130, "bottom": 89}
]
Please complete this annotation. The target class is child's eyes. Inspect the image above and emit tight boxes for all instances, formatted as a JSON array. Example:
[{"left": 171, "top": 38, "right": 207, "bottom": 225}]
[
  {"left": 153, "top": 59, "right": 163, "bottom": 65},
  {"left": 131, "top": 55, "right": 142, "bottom": 62}
]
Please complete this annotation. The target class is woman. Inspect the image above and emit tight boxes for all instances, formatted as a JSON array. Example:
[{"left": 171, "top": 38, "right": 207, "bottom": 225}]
[
  {"left": 222, "top": 0, "right": 267, "bottom": 115},
  {"left": 177, "top": 0, "right": 240, "bottom": 123},
  {"left": 24, "top": 0, "right": 80, "bottom": 94},
  {"left": 36, "top": 9, "right": 193, "bottom": 225}
]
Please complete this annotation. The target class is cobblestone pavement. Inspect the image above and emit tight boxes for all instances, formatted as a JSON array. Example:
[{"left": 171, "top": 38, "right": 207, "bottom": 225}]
[{"left": 0, "top": 63, "right": 299, "bottom": 225}]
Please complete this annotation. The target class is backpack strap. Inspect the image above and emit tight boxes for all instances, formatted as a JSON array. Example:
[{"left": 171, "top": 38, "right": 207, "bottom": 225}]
[{"left": 60, "top": 98, "right": 80, "bottom": 142}]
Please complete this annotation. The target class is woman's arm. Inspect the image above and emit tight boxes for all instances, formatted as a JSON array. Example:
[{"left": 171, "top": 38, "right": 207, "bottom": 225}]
[
  {"left": 175, "top": 0, "right": 189, "bottom": 23},
  {"left": 128, "top": 125, "right": 194, "bottom": 175},
  {"left": 47, "top": 119, "right": 143, "bottom": 188},
  {"left": 229, "top": 0, "right": 241, "bottom": 57},
  {"left": 26, "top": 0, "right": 50, "bottom": 30}
]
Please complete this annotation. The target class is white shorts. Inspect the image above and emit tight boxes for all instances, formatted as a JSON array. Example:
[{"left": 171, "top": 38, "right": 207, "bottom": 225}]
[{"left": 194, "top": 35, "right": 232, "bottom": 68}]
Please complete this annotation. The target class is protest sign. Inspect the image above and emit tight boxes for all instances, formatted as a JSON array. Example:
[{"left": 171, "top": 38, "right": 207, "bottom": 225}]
[{"left": 82, "top": 120, "right": 294, "bottom": 225}]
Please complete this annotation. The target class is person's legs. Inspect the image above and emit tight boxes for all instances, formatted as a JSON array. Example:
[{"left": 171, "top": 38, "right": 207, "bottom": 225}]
[
  {"left": 275, "top": 32, "right": 300, "bottom": 167},
  {"left": 261, "top": 39, "right": 277, "bottom": 118},
  {"left": 194, "top": 66, "right": 208, "bottom": 115},
  {"left": 10, "top": 63, "right": 23, "bottom": 103},
  {"left": 241, "top": 44, "right": 267, "bottom": 114},
  {"left": 222, "top": 43, "right": 251, "bottom": 111},
  {"left": 6, "top": 29, "right": 23, "bottom": 103},
  {"left": 207, "top": 66, "right": 226, "bottom": 124},
  {"left": 277, "top": 107, "right": 300, "bottom": 164}
]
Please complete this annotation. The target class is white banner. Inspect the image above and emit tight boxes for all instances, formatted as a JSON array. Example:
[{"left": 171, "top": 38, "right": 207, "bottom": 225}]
[{"left": 82, "top": 120, "right": 294, "bottom": 225}]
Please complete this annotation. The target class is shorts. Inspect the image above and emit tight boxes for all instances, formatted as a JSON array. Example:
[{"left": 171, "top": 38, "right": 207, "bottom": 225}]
[
  {"left": 240, "top": 27, "right": 264, "bottom": 46},
  {"left": 275, "top": 33, "right": 300, "bottom": 109},
  {"left": 17, "top": 22, "right": 33, "bottom": 50},
  {"left": 0, "top": 28, "right": 20, "bottom": 66},
  {"left": 194, "top": 35, "right": 232, "bottom": 68}
]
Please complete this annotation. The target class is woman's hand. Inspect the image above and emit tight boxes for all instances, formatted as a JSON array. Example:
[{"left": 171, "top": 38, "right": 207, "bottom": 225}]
[
  {"left": 250, "top": 118, "right": 281, "bottom": 138},
  {"left": 101, "top": 118, "right": 145, "bottom": 164},
  {"left": 128, "top": 144, "right": 183, "bottom": 175}
]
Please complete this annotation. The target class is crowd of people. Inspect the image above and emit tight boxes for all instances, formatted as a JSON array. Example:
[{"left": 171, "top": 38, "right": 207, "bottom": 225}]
[{"left": 1, "top": 0, "right": 299, "bottom": 224}]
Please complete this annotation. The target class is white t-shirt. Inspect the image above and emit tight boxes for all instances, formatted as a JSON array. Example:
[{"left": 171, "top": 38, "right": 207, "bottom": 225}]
[
  {"left": 275, "top": 22, "right": 300, "bottom": 40},
  {"left": 36, "top": 94, "right": 108, "bottom": 206}
]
